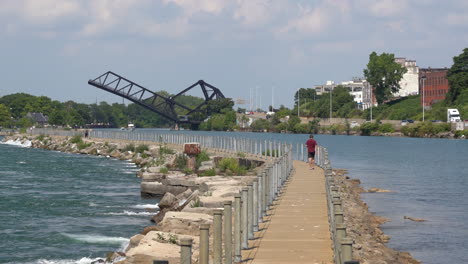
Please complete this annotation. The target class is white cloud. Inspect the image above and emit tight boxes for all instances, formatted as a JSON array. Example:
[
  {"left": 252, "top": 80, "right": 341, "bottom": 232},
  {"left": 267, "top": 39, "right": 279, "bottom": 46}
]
[
  {"left": 445, "top": 12, "right": 468, "bottom": 26},
  {"left": 0, "top": 0, "right": 82, "bottom": 23},
  {"left": 356, "top": 0, "right": 409, "bottom": 17},
  {"left": 276, "top": 5, "right": 328, "bottom": 36},
  {"left": 233, "top": 0, "right": 281, "bottom": 26},
  {"left": 163, "top": 0, "right": 227, "bottom": 15}
]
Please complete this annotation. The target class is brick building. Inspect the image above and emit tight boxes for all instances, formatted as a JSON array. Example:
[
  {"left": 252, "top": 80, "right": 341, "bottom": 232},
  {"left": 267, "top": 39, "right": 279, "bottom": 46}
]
[{"left": 419, "top": 68, "right": 449, "bottom": 108}]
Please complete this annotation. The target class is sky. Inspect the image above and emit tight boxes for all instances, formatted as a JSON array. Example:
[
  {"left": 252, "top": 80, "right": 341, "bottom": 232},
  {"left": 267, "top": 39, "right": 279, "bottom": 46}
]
[{"left": 0, "top": 0, "right": 467, "bottom": 109}]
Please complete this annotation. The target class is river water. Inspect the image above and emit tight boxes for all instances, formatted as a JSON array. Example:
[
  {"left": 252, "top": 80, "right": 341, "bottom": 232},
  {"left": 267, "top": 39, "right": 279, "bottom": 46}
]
[
  {"left": 0, "top": 138, "right": 159, "bottom": 264},
  {"left": 1, "top": 132, "right": 467, "bottom": 263}
]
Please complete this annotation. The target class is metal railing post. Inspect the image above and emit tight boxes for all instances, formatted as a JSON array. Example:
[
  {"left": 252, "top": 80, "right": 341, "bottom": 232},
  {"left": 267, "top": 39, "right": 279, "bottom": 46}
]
[
  {"left": 180, "top": 237, "right": 193, "bottom": 264},
  {"left": 224, "top": 201, "right": 233, "bottom": 264},
  {"left": 199, "top": 223, "right": 210, "bottom": 264}
]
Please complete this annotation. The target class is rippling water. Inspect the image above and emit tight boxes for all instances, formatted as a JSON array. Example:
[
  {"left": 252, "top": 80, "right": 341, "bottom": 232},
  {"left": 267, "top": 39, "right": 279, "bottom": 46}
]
[
  {"left": 0, "top": 138, "right": 158, "bottom": 264},
  {"left": 2, "top": 131, "right": 467, "bottom": 264}
]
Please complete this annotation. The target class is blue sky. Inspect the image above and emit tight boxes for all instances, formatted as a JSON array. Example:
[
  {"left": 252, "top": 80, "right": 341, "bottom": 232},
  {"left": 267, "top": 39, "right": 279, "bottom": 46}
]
[{"left": 0, "top": 0, "right": 467, "bottom": 109}]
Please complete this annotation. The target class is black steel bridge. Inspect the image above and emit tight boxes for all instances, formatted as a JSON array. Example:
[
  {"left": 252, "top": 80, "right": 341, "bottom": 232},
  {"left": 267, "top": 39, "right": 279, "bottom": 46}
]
[{"left": 88, "top": 71, "right": 226, "bottom": 125}]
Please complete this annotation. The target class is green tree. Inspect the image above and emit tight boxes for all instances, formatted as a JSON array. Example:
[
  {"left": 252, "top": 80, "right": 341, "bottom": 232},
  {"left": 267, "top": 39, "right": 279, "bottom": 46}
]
[
  {"left": 364, "top": 52, "right": 407, "bottom": 105},
  {"left": 0, "top": 104, "right": 12, "bottom": 127},
  {"left": 446, "top": 48, "right": 468, "bottom": 104}
]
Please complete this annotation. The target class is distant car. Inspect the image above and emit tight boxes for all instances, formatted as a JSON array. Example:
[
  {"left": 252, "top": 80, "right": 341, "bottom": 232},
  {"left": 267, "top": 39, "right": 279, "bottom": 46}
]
[
  {"left": 431, "top": 120, "right": 443, "bottom": 123},
  {"left": 350, "top": 121, "right": 359, "bottom": 128},
  {"left": 401, "top": 120, "right": 409, "bottom": 126},
  {"left": 407, "top": 119, "right": 414, "bottom": 123}
]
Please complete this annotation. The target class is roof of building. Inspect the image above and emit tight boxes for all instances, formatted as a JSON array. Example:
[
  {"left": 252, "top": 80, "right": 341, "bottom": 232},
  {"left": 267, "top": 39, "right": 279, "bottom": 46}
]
[{"left": 26, "top": 112, "right": 49, "bottom": 123}]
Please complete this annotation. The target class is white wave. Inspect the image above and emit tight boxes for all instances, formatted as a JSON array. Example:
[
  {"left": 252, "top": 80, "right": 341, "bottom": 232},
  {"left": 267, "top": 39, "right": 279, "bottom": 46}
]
[
  {"left": 1, "top": 139, "right": 32, "bottom": 148},
  {"left": 88, "top": 202, "right": 98, "bottom": 207},
  {"left": 32, "top": 257, "right": 104, "bottom": 264},
  {"left": 132, "top": 203, "right": 159, "bottom": 209},
  {"left": 105, "top": 210, "right": 154, "bottom": 216},
  {"left": 17, "top": 161, "right": 27, "bottom": 164},
  {"left": 63, "top": 233, "right": 129, "bottom": 244}
]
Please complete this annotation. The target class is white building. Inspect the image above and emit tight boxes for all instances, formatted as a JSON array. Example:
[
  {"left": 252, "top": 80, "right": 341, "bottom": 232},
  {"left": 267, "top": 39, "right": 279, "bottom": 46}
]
[
  {"left": 314, "top": 78, "right": 373, "bottom": 109},
  {"left": 394, "top": 57, "right": 419, "bottom": 97}
]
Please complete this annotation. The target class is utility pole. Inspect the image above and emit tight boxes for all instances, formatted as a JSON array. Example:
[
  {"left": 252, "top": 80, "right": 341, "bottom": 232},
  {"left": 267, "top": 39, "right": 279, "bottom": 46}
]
[
  {"left": 329, "top": 86, "right": 332, "bottom": 119},
  {"left": 297, "top": 88, "right": 300, "bottom": 117}
]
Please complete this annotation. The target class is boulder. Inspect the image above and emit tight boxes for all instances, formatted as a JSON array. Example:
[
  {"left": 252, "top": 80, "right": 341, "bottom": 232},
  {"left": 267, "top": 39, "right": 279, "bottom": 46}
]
[
  {"left": 110, "top": 149, "right": 121, "bottom": 158},
  {"left": 147, "top": 166, "right": 163, "bottom": 173},
  {"left": 140, "top": 172, "right": 165, "bottom": 182},
  {"left": 124, "top": 233, "right": 181, "bottom": 264},
  {"left": 159, "top": 192, "right": 177, "bottom": 209},
  {"left": 141, "top": 182, "right": 188, "bottom": 197},
  {"left": 176, "top": 190, "right": 199, "bottom": 211},
  {"left": 156, "top": 212, "right": 213, "bottom": 236},
  {"left": 126, "top": 234, "right": 145, "bottom": 251},
  {"left": 198, "top": 160, "right": 214, "bottom": 171},
  {"left": 176, "top": 188, "right": 193, "bottom": 200}
]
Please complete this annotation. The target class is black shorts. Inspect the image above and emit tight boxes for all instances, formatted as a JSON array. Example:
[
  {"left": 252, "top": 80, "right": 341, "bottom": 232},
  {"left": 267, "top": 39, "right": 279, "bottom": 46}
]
[{"left": 308, "top": 152, "right": 315, "bottom": 159}]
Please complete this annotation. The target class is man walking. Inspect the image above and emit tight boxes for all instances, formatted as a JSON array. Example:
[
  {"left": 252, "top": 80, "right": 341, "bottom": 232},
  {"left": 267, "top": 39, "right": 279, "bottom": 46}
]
[{"left": 305, "top": 134, "right": 317, "bottom": 170}]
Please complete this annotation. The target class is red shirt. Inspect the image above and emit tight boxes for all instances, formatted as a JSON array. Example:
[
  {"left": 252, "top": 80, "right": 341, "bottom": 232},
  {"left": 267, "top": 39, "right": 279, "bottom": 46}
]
[{"left": 306, "top": 138, "right": 317, "bottom": 153}]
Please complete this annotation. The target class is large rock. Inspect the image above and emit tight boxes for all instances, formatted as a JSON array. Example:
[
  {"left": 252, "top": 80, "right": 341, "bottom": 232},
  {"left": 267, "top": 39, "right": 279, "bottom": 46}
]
[
  {"left": 198, "top": 160, "right": 214, "bottom": 171},
  {"left": 126, "top": 234, "right": 145, "bottom": 251},
  {"left": 110, "top": 149, "right": 121, "bottom": 158},
  {"left": 157, "top": 212, "right": 213, "bottom": 236},
  {"left": 147, "top": 166, "right": 163, "bottom": 173},
  {"left": 158, "top": 192, "right": 177, "bottom": 209},
  {"left": 124, "top": 231, "right": 199, "bottom": 264},
  {"left": 176, "top": 189, "right": 193, "bottom": 200},
  {"left": 141, "top": 182, "right": 188, "bottom": 198},
  {"left": 140, "top": 172, "right": 165, "bottom": 182}
]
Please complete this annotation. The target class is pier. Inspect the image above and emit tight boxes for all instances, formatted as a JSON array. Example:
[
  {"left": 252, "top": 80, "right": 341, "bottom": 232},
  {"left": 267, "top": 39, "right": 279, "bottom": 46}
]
[{"left": 242, "top": 161, "right": 333, "bottom": 264}]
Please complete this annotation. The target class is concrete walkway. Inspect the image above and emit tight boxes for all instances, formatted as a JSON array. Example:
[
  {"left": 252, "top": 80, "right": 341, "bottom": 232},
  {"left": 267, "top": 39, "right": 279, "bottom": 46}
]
[{"left": 242, "top": 161, "right": 333, "bottom": 264}]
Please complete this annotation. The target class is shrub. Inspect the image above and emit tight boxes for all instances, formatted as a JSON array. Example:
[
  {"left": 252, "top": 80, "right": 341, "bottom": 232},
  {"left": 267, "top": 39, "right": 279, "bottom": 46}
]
[
  {"left": 77, "top": 142, "right": 92, "bottom": 150},
  {"left": 35, "top": 134, "right": 46, "bottom": 141},
  {"left": 455, "top": 130, "right": 468, "bottom": 138},
  {"left": 174, "top": 154, "right": 187, "bottom": 169},
  {"left": 168, "top": 234, "right": 178, "bottom": 244},
  {"left": 218, "top": 157, "right": 239, "bottom": 172},
  {"left": 159, "top": 144, "right": 174, "bottom": 155},
  {"left": 196, "top": 150, "right": 210, "bottom": 167},
  {"left": 199, "top": 168, "right": 216, "bottom": 177},
  {"left": 236, "top": 152, "right": 246, "bottom": 158},
  {"left": 20, "top": 128, "right": 27, "bottom": 134},
  {"left": 159, "top": 167, "right": 169, "bottom": 174},
  {"left": 183, "top": 168, "right": 193, "bottom": 175},
  {"left": 136, "top": 144, "right": 149, "bottom": 154},
  {"left": 70, "top": 135, "right": 83, "bottom": 144},
  {"left": 360, "top": 122, "right": 379, "bottom": 136},
  {"left": 378, "top": 123, "right": 395, "bottom": 133},
  {"left": 123, "top": 143, "right": 135, "bottom": 152},
  {"left": 191, "top": 198, "right": 201, "bottom": 208}
]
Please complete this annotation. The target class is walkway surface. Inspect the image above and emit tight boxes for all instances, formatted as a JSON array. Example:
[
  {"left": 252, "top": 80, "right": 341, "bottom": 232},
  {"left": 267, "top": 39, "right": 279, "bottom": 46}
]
[{"left": 242, "top": 161, "right": 333, "bottom": 264}]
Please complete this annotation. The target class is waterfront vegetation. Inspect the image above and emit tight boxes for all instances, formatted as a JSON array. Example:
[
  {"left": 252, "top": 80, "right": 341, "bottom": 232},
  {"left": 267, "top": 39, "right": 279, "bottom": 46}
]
[{"left": 0, "top": 49, "right": 466, "bottom": 138}]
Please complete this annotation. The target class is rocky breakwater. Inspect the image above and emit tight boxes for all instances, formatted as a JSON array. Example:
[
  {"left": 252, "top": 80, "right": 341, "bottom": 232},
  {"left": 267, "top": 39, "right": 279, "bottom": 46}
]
[
  {"left": 4, "top": 134, "right": 266, "bottom": 264},
  {"left": 332, "top": 169, "right": 421, "bottom": 264}
]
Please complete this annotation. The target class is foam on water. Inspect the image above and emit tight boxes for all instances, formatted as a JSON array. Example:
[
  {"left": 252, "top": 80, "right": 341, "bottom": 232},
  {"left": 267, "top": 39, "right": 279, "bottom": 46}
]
[
  {"left": 132, "top": 203, "right": 159, "bottom": 209},
  {"left": 63, "top": 233, "right": 129, "bottom": 244},
  {"left": 1, "top": 139, "right": 32, "bottom": 147},
  {"left": 104, "top": 210, "right": 154, "bottom": 216},
  {"left": 29, "top": 257, "right": 104, "bottom": 264}
]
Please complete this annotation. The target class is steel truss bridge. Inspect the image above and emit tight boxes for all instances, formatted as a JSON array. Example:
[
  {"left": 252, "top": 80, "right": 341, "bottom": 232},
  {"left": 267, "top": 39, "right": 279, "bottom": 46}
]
[{"left": 88, "top": 71, "right": 226, "bottom": 125}]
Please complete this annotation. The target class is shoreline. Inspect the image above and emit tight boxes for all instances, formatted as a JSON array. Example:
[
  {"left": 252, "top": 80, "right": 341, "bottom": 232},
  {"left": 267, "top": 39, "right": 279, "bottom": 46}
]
[
  {"left": 333, "top": 169, "right": 421, "bottom": 264},
  {"left": 2, "top": 134, "right": 422, "bottom": 263}
]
